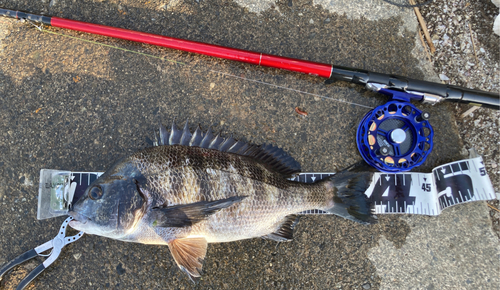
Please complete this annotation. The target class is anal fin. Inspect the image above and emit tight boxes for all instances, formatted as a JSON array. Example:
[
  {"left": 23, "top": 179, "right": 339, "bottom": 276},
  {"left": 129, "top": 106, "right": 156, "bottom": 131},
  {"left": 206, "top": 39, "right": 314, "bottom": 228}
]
[
  {"left": 168, "top": 237, "right": 208, "bottom": 283},
  {"left": 263, "top": 215, "right": 300, "bottom": 242}
]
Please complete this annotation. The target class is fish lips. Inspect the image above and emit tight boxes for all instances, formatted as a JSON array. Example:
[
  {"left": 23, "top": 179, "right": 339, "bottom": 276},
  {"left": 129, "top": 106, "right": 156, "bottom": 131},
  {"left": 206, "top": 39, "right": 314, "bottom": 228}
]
[
  {"left": 68, "top": 211, "right": 90, "bottom": 229},
  {"left": 67, "top": 211, "right": 119, "bottom": 237}
]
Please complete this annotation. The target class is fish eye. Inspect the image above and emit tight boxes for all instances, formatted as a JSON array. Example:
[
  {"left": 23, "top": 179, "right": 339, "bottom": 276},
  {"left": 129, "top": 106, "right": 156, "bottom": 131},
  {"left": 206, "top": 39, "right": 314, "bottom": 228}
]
[{"left": 88, "top": 186, "right": 103, "bottom": 200}]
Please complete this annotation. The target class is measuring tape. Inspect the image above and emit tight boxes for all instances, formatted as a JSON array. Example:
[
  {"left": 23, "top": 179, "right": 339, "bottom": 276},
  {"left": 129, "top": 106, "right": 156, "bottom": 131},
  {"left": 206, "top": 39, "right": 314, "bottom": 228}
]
[
  {"left": 37, "top": 156, "right": 496, "bottom": 220},
  {"left": 292, "top": 156, "right": 496, "bottom": 215}
]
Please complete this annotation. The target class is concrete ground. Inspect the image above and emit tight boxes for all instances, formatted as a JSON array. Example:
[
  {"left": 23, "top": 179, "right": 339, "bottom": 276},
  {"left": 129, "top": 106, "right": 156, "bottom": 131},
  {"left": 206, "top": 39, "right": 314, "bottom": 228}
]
[{"left": 0, "top": 0, "right": 498, "bottom": 289}]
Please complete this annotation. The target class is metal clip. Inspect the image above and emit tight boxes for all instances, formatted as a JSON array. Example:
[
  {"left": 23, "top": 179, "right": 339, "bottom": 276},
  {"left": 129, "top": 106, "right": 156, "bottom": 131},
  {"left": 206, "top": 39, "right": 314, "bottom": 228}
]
[
  {"left": 406, "top": 90, "right": 444, "bottom": 105},
  {"left": 365, "top": 82, "right": 386, "bottom": 92},
  {"left": 0, "top": 217, "right": 84, "bottom": 290},
  {"left": 27, "top": 20, "right": 43, "bottom": 31}
]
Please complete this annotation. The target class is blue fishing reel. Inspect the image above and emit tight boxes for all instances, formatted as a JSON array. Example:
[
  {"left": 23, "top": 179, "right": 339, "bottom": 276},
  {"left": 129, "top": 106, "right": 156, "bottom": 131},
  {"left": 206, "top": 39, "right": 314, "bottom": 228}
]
[{"left": 356, "top": 89, "right": 434, "bottom": 172}]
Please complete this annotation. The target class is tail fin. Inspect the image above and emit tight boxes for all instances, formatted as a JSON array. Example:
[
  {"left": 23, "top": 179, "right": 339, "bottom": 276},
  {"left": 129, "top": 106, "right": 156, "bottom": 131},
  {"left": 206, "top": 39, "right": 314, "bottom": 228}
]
[{"left": 324, "top": 161, "right": 376, "bottom": 224}]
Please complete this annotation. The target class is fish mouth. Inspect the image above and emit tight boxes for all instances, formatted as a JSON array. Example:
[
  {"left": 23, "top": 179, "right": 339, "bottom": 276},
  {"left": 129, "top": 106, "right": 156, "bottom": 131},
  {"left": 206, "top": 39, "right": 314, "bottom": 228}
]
[{"left": 68, "top": 211, "right": 90, "bottom": 228}]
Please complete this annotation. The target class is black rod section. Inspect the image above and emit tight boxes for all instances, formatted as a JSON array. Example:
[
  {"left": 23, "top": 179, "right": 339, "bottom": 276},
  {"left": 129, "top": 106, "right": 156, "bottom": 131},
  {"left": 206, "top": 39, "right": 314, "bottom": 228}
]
[
  {"left": 0, "top": 8, "right": 51, "bottom": 25},
  {"left": 328, "top": 66, "right": 499, "bottom": 110}
]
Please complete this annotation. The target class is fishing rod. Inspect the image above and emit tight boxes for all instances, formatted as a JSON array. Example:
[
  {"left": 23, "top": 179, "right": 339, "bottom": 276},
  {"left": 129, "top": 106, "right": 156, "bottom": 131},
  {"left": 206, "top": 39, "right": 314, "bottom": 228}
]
[
  {"left": 1, "top": 7, "right": 498, "bottom": 110},
  {"left": 1, "top": 7, "right": 498, "bottom": 172}
]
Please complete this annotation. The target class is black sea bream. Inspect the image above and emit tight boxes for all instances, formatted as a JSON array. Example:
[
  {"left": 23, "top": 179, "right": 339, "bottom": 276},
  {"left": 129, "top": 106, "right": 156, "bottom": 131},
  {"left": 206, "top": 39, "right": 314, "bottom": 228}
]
[{"left": 69, "top": 121, "right": 375, "bottom": 281}]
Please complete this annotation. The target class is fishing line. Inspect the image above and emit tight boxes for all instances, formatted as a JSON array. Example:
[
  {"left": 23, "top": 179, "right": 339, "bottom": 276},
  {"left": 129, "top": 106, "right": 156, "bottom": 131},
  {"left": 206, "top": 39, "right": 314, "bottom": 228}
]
[
  {"left": 209, "top": 70, "right": 375, "bottom": 109},
  {"left": 28, "top": 22, "right": 374, "bottom": 110},
  {"left": 39, "top": 25, "right": 186, "bottom": 65}
]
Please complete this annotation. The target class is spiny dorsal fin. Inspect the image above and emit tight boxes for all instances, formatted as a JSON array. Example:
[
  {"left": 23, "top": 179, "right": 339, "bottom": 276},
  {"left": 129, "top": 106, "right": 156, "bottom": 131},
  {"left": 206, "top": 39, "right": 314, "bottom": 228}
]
[
  {"left": 168, "top": 237, "right": 207, "bottom": 283},
  {"left": 263, "top": 215, "right": 300, "bottom": 242},
  {"left": 157, "top": 120, "right": 301, "bottom": 177},
  {"left": 180, "top": 120, "right": 192, "bottom": 146},
  {"left": 151, "top": 196, "right": 246, "bottom": 228}
]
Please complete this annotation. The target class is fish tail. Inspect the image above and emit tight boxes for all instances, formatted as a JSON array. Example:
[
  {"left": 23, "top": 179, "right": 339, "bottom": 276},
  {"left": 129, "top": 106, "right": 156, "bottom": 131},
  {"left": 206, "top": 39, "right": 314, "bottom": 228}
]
[{"left": 323, "top": 162, "right": 376, "bottom": 224}]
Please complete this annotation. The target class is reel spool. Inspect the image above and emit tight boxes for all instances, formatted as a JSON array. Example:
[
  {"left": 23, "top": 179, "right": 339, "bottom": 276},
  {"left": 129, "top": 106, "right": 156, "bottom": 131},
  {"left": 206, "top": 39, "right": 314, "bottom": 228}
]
[{"left": 356, "top": 99, "right": 433, "bottom": 172}]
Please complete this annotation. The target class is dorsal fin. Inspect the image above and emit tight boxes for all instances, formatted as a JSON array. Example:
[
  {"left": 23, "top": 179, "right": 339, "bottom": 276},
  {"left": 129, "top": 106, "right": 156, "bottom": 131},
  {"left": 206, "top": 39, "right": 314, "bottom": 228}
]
[
  {"left": 156, "top": 120, "right": 301, "bottom": 177},
  {"left": 180, "top": 120, "right": 192, "bottom": 146}
]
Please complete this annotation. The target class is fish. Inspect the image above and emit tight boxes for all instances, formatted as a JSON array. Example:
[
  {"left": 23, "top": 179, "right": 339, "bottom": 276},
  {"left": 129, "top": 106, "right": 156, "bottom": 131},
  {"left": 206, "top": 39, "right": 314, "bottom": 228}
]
[{"left": 69, "top": 120, "right": 375, "bottom": 282}]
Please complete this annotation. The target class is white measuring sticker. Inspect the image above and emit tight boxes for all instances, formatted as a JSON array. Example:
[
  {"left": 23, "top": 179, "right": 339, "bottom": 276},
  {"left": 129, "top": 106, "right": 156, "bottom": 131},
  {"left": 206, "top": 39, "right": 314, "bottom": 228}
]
[
  {"left": 38, "top": 170, "right": 103, "bottom": 220},
  {"left": 289, "top": 156, "right": 495, "bottom": 216},
  {"left": 368, "top": 156, "right": 495, "bottom": 215},
  {"left": 37, "top": 157, "right": 495, "bottom": 219}
]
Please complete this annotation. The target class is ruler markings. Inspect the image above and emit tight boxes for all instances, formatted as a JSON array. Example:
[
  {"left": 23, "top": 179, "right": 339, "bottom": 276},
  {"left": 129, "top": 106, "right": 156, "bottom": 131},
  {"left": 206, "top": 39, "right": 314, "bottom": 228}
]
[
  {"left": 470, "top": 160, "right": 477, "bottom": 172},
  {"left": 39, "top": 157, "right": 495, "bottom": 219},
  {"left": 483, "top": 188, "right": 490, "bottom": 199},
  {"left": 473, "top": 187, "right": 479, "bottom": 201},
  {"left": 474, "top": 188, "right": 480, "bottom": 201},
  {"left": 477, "top": 188, "right": 484, "bottom": 201},
  {"left": 485, "top": 188, "right": 493, "bottom": 199}
]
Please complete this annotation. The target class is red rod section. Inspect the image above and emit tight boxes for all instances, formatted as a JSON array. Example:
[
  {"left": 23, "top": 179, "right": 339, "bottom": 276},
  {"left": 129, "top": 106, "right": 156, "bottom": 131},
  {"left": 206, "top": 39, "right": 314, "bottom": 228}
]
[{"left": 51, "top": 17, "right": 333, "bottom": 78}]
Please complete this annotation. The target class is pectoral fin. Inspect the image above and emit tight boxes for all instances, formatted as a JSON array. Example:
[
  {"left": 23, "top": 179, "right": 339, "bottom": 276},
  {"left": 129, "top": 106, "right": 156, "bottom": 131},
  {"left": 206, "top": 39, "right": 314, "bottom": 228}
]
[
  {"left": 152, "top": 196, "right": 246, "bottom": 228},
  {"left": 168, "top": 237, "right": 208, "bottom": 282}
]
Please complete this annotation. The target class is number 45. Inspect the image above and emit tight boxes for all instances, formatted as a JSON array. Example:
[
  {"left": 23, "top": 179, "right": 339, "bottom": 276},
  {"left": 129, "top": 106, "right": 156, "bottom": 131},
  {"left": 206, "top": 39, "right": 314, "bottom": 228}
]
[{"left": 421, "top": 183, "right": 431, "bottom": 192}]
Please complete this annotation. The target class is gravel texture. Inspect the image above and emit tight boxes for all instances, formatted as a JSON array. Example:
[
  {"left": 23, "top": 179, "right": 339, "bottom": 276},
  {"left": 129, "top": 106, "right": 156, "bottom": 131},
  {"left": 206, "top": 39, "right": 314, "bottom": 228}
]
[
  {"left": 420, "top": 0, "right": 500, "bottom": 239},
  {"left": 0, "top": 0, "right": 498, "bottom": 289}
]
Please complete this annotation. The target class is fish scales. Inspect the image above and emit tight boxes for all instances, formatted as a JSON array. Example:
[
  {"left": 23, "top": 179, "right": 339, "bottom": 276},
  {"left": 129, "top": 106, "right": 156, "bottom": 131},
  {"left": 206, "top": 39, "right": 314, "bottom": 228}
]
[
  {"left": 69, "top": 121, "right": 374, "bottom": 282},
  {"left": 131, "top": 145, "right": 328, "bottom": 243}
]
